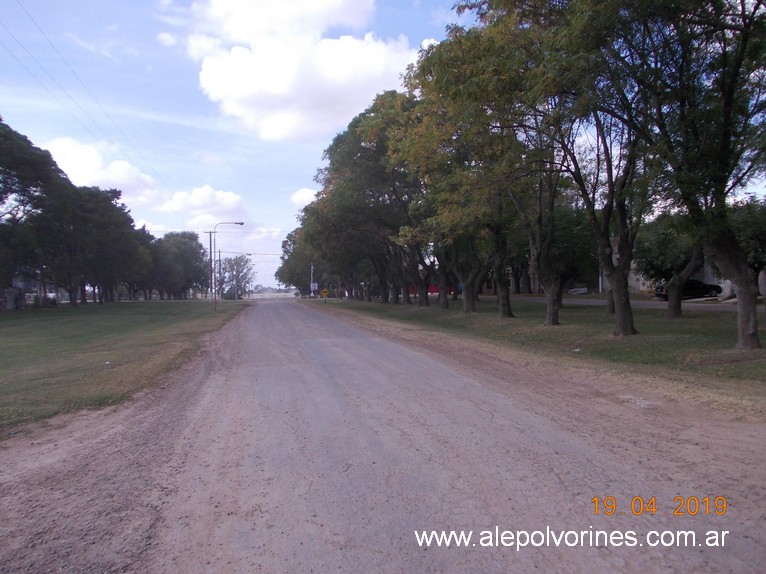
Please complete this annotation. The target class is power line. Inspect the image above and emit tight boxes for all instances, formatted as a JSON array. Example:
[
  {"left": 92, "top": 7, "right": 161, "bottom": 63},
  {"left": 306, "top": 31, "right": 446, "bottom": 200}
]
[
  {"left": 15, "top": 1, "right": 171, "bottom": 190},
  {"left": 3, "top": 3, "right": 172, "bottom": 192},
  {"left": 0, "top": 23, "right": 105, "bottom": 143}
]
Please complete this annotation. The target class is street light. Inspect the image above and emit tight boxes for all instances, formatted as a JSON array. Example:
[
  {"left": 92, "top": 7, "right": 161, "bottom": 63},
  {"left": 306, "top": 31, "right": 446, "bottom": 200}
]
[{"left": 210, "top": 221, "right": 244, "bottom": 310}]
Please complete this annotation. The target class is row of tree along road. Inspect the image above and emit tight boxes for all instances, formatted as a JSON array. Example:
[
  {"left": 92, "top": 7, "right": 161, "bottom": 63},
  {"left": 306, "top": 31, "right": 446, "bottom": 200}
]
[
  {"left": 276, "top": 0, "right": 765, "bottom": 350},
  {"left": 0, "top": 120, "right": 256, "bottom": 307}
]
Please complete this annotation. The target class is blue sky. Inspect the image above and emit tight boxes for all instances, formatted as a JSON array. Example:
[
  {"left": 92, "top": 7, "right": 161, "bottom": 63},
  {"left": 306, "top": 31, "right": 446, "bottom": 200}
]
[{"left": 1, "top": 0, "right": 468, "bottom": 287}]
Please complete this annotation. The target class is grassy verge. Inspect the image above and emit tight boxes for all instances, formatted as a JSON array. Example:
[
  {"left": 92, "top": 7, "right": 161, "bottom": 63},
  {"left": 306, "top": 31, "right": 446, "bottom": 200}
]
[
  {"left": 311, "top": 295, "right": 766, "bottom": 383},
  {"left": 0, "top": 300, "right": 248, "bottom": 432}
]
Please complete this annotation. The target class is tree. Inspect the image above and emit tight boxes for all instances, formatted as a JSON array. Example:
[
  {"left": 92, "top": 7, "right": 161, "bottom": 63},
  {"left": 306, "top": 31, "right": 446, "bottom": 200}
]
[
  {"left": 1, "top": 118, "right": 71, "bottom": 292},
  {"left": 122, "top": 226, "right": 155, "bottom": 300},
  {"left": 26, "top": 184, "right": 145, "bottom": 304},
  {"left": 449, "top": 2, "right": 658, "bottom": 332},
  {"left": 276, "top": 229, "right": 317, "bottom": 295},
  {"left": 633, "top": 213, "right": 704, "bottom": 318},
  {"left": 221, "top": 254, "right": 254, "bottom": 299},
  {"left": 579, "top": 0, "right": 765, "bottom": 348},
  {"left": 152, "top": 232, "right": 207, "bottom": 299},
  {"left": 79, "top": 187, "right": 144, "bottom": 303},
  {"left": 401, "top": 35, "right": 516, "bottom": 315},
  {"left": 27, "top": 181, "right": 90, "bottom": 305},
  {"left": 729, "top": 195, "right": 766, "bottom": 294},
  {"left": 307, "top": 93, "right": 425, "bottom": 304},
  {"left": 1, "top": 118, "right": 67, "bottom": 224}
]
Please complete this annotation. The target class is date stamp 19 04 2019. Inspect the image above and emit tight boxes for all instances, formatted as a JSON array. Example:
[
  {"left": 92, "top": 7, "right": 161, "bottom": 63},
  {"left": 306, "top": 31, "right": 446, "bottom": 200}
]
[{"left": 592, "top": 496, "right": 728, "bottom": 517}]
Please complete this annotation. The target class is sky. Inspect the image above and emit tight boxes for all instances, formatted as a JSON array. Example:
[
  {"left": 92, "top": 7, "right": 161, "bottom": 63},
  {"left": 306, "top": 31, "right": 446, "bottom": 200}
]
[{"left": 1, "top": 0, "right": 470, "bottom": 287}]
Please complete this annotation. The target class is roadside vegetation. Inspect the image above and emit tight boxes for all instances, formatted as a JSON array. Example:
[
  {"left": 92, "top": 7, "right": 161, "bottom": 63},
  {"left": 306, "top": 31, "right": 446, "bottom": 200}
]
[
  {"left": 312, "top": 295, "right": 765, "bottom": 403},
  {"left": 0, "top": 301, "right": 247, "bottom": 432},
  {"left": 1, "top": 296, "right": 763, "bottom": 434},
  {"left": 277, "top": 1, "right": 765, "bottom": 350}
]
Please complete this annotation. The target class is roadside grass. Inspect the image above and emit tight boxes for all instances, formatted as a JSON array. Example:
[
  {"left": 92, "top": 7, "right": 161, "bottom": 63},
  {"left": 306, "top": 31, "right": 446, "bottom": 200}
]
[
  {"left": 3, "top": 295, "right": 763, "bottom": 433},
  {"left": 313, "top": 295, "right": 766, "bottom": 383},
  {"left": 0, "top": 300, "right": 247, "bottom": 432}
]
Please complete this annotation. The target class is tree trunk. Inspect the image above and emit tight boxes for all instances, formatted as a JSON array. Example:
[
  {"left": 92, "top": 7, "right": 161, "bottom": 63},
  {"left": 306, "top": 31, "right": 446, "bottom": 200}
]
[
  {"left": 493, "top": 266, "right": 513, "bottom": 319},
  {"left": 609, "top": 272, "right": 638, "bottom": 336},
  {"left": 459, "top": 269, "right": 481, "bottom": 313},
  {"left": 520, "top": 269, "right": 532, "bottom": 294},
  {"left": 599, "top": 237, "right": 637, "bottom": 336},
  {"left": 542, "top": 276, "right": 561, "bottom": 326},
  {"left": 418, "top": 282, "right": 430, "bottom": 307},
  {"left": 733, "top": 281, "right": 760, "bottom": 350},
  {"left": 402, "top": 284, "right": 411, "bottom": 305},
  {"left": 496, "top": 276, "right": 513, "bottom": 318},
  {"left": 436, "top": 272, "right": 450, "bottom": 309},
  {"left": 703, "top": 231, "right": 761, "bottom": 349},
  {"left": 555, "top": 282, "right": 565, "bottom": 310},
  {"left": 462, "top": 286, "right": 477, "bottom": 312},
  {"left": 390, "top": 282, "right": 400, "bottom": 304},
  {"left": 666, "top": 279, "right": 684, "bottom": 319}
]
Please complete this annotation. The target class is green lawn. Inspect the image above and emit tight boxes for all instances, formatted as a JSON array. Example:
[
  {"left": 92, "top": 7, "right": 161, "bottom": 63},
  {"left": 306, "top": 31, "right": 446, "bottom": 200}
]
[
  {"left": 2, "top": 295, "right": 763, "bottom": 433},
  {"left": 0, "top": 300, "right": 247, "bottom": 431},
  {"left": 314, "top": 295, "right": 766, "bottom": 382}
]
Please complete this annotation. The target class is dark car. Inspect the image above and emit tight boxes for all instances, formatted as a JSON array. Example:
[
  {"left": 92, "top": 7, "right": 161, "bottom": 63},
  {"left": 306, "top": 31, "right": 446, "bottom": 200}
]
[{"left": 655, "top": 279, "right": 723, "bottom": 300}]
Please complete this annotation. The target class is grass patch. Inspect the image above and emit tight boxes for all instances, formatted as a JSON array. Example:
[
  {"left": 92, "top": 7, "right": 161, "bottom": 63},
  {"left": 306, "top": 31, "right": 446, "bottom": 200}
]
[
  {"left": 314, "top": 296, "right": 766, "bottom": 383},
  {"left": 0, "top": 300, "right": 247, "bottom": 431}
]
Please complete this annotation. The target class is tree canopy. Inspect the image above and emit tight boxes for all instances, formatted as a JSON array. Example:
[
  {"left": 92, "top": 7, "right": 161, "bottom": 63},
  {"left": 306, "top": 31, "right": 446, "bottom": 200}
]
[
  {"left": 277, "top": 0, "right": 764, "bottom": 349},
  {"left": 1, "top": 118, "right": 209, "bottom": 305}
]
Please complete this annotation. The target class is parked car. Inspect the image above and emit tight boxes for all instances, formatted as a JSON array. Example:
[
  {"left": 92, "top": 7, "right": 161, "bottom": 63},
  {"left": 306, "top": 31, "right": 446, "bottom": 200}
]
[{"left": 655, "top": 279, "right": 723, "bottom": 300}]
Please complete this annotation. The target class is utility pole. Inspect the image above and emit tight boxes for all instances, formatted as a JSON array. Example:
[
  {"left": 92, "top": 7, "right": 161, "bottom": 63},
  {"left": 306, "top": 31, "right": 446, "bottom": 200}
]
[
  {"left": 206, "top": 231, "right": 214, "bottom": 303},
  {"left": 210, "top": 221, "right": 245, "bottom": 310}
]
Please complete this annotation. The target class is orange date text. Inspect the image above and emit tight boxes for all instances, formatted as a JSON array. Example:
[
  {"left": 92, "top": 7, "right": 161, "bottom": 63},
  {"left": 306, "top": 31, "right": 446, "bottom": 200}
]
[{"left": 591, "top": 496, "right": 727, "bottom": 517}]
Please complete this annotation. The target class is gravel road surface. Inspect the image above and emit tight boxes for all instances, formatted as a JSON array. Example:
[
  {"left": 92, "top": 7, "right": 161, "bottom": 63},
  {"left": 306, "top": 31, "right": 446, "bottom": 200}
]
[{"left": 1, "top": 299, "right": 764, "bottom": 573}]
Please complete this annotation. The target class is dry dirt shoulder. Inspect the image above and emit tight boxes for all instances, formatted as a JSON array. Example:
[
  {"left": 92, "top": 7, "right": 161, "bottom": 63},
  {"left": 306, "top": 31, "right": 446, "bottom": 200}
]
[
  {"left": 1, "top": 302, "right": 763, "bottom": 573},
  {"left": 317, "top": 303, "right": 766, "bottom": 424}
]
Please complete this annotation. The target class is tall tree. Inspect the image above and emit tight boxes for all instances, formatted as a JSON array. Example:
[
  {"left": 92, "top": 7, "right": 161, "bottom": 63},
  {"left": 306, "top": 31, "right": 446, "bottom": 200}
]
[
  {"left": 310, "top": 93, "right": 424, "bottom": 304},
  {"left": 221, "top": 254, "right": 254, "bottom": 299},
  {"left": 27, "top": 181, "right": 89, "bottom": 304},
  {"left": 401, "top": 34, "right": 519, "bottom": 315},
  {"left": 1, "top": 119, "right": 71, "bottom": 291},
  {"left": 79, "top": 187, "right": 143, "bottom": 303},
  {"left": 573, "top": 0, "right": 766, "bottom": 348},
  {"left": 1, "top": 119, "right": 67, "bottom": 224},
  {"left": 152, "top": 232, "right": 207, "bottom": 299}
]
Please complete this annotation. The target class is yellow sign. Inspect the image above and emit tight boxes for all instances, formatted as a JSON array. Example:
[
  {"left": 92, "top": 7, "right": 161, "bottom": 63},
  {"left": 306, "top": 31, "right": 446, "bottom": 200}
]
[{"left": 320, "top": 288, "right": 329, "bottom": 298}]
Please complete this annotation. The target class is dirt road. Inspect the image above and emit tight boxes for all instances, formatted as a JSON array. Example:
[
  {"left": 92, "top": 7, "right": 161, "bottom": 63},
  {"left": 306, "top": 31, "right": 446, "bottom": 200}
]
[{"left": 1, "top": 299, "right": 764, "bottom": 573}]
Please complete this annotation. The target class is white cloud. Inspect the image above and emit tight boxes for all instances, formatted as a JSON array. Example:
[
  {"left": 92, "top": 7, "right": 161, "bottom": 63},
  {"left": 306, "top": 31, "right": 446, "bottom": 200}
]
[
  {"left": 157, "top": 32, "right": 177, "bottom": 47},
  {"left": 44, "top": 139, "right": 250, "bottom": 240},
  {"left": 44, "top": 138, "right": 159, "bottom": 208},
  {"left": 290, "top": 187, "right": 318, "bottom": 207},
  {"left": 158, "top": 184, "right": 245, "bottom": 217},
  {"left": 190, "top": 0, "right": 375, "bottom": 43},
  {"left": 134, "top": 219, "right": 172, "bottom": 235},
  {"left": 247, "top": 227, "right": 283, "bottom": 241},
  {"left": 184, "top": 0, "right": 419, "bottom": 141}
]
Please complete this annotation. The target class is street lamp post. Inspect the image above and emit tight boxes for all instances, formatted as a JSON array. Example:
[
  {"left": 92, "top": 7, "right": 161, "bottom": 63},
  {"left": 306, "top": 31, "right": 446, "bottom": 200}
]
[{"left": 210, "top": 221, "right": 244, "bottom": 310}]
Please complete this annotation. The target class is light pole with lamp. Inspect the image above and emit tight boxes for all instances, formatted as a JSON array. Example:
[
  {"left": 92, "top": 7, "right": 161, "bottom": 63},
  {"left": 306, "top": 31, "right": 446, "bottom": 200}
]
[{"left": 210, "top": 221, "right": 244, "bottom": 310}]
